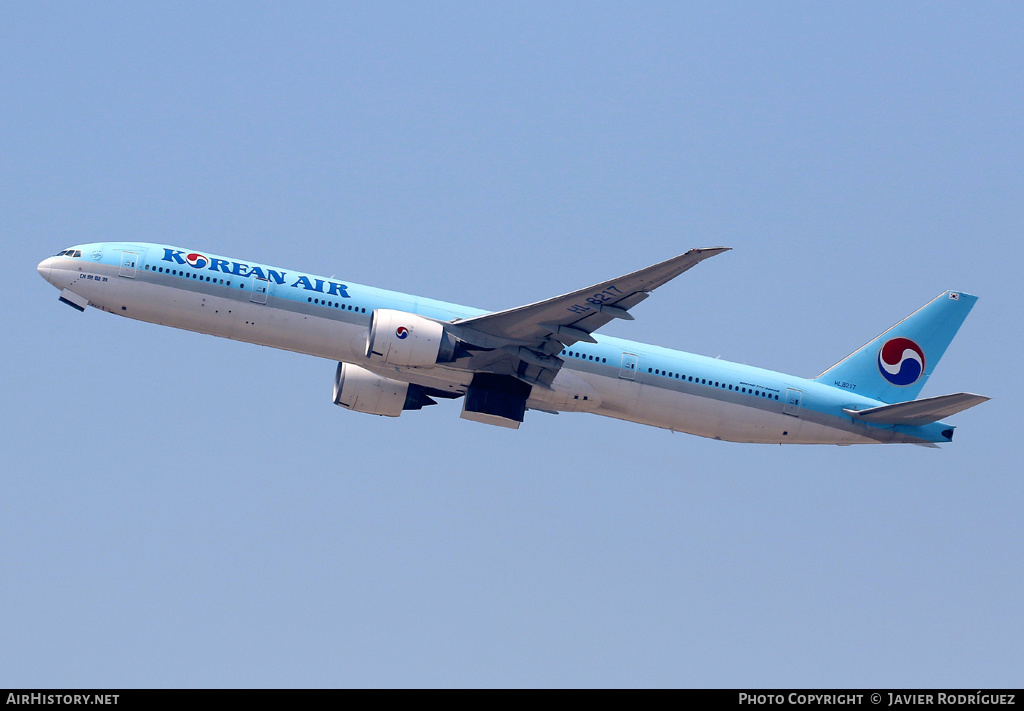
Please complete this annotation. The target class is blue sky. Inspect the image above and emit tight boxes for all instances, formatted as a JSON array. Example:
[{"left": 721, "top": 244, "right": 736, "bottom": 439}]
[{"left": 2, "top": 2, "right": 1021, "bottom": 687}]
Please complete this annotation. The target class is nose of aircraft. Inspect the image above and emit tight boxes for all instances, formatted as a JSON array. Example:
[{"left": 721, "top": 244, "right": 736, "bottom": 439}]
[{"left": 37, "top": 257, "right": 53, "bottom": 283}]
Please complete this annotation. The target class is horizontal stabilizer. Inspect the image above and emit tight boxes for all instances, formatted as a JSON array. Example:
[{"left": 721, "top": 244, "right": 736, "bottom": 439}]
[{"left": 844, "top": 393, "right": 989, "bottom": 426}]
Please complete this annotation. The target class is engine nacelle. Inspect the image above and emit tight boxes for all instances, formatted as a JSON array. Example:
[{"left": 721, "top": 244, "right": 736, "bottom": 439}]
[
  {"left": 333, "top": 362, "right": 438, "bottom": 417},
  {"left": 365, "top": 309, "right": 452, "bottom": 367}
]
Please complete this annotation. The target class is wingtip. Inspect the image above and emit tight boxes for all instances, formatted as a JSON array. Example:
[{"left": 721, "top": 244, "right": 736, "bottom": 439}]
[{"left": 689, "top": 246, "right": 731, "bottom": 256}]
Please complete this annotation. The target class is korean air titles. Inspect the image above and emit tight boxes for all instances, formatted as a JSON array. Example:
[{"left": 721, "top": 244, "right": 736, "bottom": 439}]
[{"left": 162, "top": 248, "right": 350, "bottom": 298}]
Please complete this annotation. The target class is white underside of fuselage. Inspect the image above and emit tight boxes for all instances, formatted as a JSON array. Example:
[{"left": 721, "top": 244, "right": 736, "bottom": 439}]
[{"left": 54, "top": 262, "right": 900, "bottom": 445}]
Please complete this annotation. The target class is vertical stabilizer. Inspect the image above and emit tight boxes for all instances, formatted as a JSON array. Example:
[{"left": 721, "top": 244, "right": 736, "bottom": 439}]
[{"left": 814, "top": 291, "right": 977, "bottom": 403}]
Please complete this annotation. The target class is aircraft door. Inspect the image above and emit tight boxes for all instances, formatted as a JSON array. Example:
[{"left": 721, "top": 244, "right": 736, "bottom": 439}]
[
  {"left": 784, "top": 388, "right": 802, "bottom": 417},
  {"left": 619, "top": 353, "right": 638, "bottom": 380},
  {"left": 119, "top": 251, "right": 138, "bottom": 278},
  {"left": 250, "top": 276, "right": 269, "bottom": 304}
]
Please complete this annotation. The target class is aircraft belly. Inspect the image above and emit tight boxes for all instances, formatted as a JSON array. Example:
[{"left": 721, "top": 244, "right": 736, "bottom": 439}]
[
  {"left": 188, "top": 296, "right": 367, "bottom": 363},
  {"left": 589, "top": 375, "right": 890, "bottom": 445},
  {"left": 95, "top": 278, "right": 367, "bottom": 363},
  {"left": 592, "top": 379, "right": 762, "bottom": 439}
]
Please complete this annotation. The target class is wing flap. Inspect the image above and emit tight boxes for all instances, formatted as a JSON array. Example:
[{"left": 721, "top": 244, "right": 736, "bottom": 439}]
[{"left": 844, "top": 392, "right": 989, "bottom": 426}]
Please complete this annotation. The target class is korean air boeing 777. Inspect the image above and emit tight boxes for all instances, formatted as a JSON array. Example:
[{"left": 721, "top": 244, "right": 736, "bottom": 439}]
[{"left": 37, "top": 243, "right": 988, "bottom": 445}]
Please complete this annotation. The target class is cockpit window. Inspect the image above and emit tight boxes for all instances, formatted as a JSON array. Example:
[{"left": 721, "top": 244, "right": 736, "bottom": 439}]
[{"left": 53, "top": 249, "right": 82, "bottom": 258}]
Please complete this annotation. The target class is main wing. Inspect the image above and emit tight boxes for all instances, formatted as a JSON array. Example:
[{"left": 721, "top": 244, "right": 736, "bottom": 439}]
[{"left": 446, "top": 247, "right": 729, "bottom": 387}]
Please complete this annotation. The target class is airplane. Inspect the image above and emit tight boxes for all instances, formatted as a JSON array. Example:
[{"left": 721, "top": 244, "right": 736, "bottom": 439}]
[{"left": 37, "top": 242, "right": 988, "bottom": 445}]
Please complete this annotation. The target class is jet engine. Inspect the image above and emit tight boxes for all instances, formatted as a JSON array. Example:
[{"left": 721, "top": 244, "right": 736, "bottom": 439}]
[
  {"left": 365, "top": 309, "right": 456, "bottom": 367},
  {"left": 333, "top": 362, "right": 438, "bottom": 417}
]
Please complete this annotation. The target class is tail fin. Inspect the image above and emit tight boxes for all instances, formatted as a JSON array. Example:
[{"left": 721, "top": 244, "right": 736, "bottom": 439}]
[{"left": 815, "top": 291, "right": 978, "bottom": 403}]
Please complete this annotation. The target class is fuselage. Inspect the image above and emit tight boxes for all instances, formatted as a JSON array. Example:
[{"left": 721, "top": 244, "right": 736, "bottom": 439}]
[{"left": 37, "top": 242, "right": 956, "bottom": 445}]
